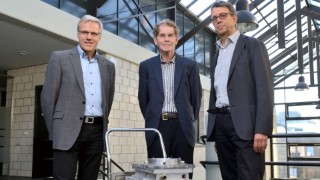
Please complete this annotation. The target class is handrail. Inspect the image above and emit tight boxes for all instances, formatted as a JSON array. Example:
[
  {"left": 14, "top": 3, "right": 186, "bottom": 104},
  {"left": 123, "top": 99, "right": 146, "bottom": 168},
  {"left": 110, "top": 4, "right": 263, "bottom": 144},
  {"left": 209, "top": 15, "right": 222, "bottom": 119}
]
[
  {"left": 105, "top": 128, "right": 166, "bottom": 180},
  {"left": 201, "top": 133, "right": 320, "bottom": 179},
  {"left": 200, "top": 161, "right": 320, "bottom": 167},
  {"left": 271, "top": 133, "right": 320, "bottom": 138}
]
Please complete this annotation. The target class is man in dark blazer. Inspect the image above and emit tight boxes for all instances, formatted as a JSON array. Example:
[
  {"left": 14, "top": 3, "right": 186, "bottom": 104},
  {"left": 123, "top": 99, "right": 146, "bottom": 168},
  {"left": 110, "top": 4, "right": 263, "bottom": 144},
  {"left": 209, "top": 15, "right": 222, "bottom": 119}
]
[
  {"left": 41, "top": 15, "right": 115, "bottom": 180},
  {"left": 138, "top": 19, "right": 202, "bottom": 178},
  {"left": 207, "top": 1, "right": 274, "bottom": 180}
]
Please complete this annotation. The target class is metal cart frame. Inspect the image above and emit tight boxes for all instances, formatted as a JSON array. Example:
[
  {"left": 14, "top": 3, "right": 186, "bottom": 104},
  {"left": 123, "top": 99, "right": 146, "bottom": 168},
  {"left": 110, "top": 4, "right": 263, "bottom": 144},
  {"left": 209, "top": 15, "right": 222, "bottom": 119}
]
[{"left": 105, "top": 128, "right": 167, "bottom": 180}]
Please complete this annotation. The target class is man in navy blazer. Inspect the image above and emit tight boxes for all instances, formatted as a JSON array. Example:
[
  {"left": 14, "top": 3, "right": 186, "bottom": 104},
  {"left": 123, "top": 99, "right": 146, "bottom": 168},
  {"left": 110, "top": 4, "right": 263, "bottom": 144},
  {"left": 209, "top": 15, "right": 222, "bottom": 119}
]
[
  {"left": 207, "top": 1, "right": 274, "bottom": 180},
  {"left": 138, "top": 19, "right": 202, "bottom": 178}
]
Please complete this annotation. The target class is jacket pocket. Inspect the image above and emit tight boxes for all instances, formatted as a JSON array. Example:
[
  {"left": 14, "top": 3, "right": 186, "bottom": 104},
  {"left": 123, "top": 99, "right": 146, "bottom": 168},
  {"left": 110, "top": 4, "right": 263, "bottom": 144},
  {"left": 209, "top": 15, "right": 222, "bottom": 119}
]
[{"left": 53, "top": 111, "right": 64, "bottom": 120}]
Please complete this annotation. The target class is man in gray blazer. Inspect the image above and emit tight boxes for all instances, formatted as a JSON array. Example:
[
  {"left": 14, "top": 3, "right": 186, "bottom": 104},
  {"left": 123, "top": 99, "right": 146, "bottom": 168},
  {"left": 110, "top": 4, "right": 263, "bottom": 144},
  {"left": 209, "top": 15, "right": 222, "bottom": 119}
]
[
  {"left": 138, "top": 19, "right": 202, "bottom": 179},
  {"left": 207, "top": 1, "right": 274, "bottom": 180},
  {"left": 41, "top": 15, "right": 115, "bottom": 180}
]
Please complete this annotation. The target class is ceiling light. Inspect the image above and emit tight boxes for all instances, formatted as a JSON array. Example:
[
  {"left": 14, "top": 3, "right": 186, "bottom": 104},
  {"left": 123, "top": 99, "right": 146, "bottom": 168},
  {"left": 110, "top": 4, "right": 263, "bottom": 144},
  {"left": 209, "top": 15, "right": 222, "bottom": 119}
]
[
  {"left": 18, "top": 51, "right": 30, "bottom": 56},
  {"left": 236, "top": 0, "right": 259, "bottom": 33},
  {"left": 294, "top": 75, "right": 309, "bottom": 91}
]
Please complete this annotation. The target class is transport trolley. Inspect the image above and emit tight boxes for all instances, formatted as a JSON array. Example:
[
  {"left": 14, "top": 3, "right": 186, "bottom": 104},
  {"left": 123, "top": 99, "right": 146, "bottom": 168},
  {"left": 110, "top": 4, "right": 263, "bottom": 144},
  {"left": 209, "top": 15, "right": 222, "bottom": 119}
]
[{"left": 105, "top": 128, "right": 194, "bottom": 180}]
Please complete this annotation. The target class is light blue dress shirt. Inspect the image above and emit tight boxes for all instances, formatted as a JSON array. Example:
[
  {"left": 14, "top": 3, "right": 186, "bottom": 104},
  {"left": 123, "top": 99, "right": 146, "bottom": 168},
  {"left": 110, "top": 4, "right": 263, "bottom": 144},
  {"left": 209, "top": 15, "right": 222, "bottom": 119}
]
[
  {"left": 77, "top": 45, "right": 103, "bottom": 117},
  {"left": 214, "top": 31, "right": 240, "bottom": 108}
]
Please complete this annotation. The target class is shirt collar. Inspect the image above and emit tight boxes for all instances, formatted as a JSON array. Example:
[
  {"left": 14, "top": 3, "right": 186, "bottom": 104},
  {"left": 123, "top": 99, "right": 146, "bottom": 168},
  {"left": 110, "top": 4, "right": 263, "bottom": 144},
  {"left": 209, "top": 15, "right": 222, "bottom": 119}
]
[
  {"left": 77, "top": 45, "right": 99, "bottom": 61},
  {"left": 160, "top": 54, "right": 176, "bottom": 64},
  {"left": 216, "top": 30, "right": 240, "bottom": 49}
]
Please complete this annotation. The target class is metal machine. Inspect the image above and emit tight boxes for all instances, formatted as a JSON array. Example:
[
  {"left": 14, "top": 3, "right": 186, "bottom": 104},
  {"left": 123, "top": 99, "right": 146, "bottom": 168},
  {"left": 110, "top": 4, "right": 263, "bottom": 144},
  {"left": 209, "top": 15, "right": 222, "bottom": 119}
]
[{"left": 105, "top": 128, "right": 194, "bottom": 180}]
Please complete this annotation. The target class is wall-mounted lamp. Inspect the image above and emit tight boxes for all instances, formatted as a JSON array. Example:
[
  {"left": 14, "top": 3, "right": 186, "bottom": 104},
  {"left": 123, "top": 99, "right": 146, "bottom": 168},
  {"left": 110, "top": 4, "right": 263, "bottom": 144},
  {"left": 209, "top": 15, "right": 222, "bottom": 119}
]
[
  {"left": 294, "top": 75, "right": 309, "bottom": 91},
  {"left": 236, "top": 0, "right": 259, "bottom": 33}
]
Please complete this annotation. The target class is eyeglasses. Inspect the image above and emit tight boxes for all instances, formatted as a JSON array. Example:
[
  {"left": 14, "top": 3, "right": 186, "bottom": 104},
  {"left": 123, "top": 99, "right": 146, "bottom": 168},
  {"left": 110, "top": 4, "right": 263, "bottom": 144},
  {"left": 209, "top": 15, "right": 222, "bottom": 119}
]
[
  {"left": 211, "top": 13, "right": 234, "bottom": 23},
  {"left": 78, "top": 30, "right": 101, "bottom": 37}
]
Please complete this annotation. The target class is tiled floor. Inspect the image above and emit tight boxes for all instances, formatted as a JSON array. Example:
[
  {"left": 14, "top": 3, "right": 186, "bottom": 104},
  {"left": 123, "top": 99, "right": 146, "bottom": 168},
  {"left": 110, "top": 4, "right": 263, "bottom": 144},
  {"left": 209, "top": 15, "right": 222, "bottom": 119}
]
[{"left": 0, "top": 177, "right": 52, "bottom": 180}]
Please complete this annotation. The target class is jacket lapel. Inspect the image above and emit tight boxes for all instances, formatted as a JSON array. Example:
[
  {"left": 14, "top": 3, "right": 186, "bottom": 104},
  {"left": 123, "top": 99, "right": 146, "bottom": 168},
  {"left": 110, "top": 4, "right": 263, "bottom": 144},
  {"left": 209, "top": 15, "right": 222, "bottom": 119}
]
[
  {"left": 98, "top": 56, "right": 108, "bottom": 104},
  {"left": 69, "top": 47, "right": 85, "bottom": 96},
  {"left": 174, "top": 55, "right": 183, "bottom": 97},
  {"left": 228, "top": 34, "right": 247, "bottom": 81},
  {"left": 152, "top": 55, "right": 164, "bottom": 95}
]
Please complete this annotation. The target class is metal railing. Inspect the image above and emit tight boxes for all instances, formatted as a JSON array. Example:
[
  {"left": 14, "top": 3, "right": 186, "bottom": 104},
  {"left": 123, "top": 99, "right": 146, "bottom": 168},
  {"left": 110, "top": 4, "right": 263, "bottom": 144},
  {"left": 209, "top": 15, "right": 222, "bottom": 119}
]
[{"left": 200, "top": 133, "right": 320, "bottom": 179}]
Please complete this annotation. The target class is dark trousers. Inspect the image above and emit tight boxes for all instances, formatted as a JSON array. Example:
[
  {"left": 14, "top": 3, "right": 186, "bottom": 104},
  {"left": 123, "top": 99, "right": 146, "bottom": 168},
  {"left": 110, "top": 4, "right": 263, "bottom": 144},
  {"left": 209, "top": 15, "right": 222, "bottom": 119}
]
[
  {"left": 147, "top": 118, "right": 194, "bottom": 179},
  {"left": 53, "top": 123, "right": 104, "bottom": 180},
  {"left": 214, "top": 113, "right": 265, "bottom": 180}
]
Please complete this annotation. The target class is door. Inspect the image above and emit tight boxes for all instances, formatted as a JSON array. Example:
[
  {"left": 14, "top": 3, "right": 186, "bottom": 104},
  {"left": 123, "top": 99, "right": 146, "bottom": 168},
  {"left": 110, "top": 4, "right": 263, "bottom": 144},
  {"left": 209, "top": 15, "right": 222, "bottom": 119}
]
[{"left": 32, "top": 85, "right": 53, "bottom": 178}]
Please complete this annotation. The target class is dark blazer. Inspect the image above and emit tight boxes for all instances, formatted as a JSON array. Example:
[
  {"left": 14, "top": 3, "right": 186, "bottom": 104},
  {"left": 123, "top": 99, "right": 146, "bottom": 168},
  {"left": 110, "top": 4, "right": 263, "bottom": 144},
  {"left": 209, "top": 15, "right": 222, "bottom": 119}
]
[
  {"left": 207, "top": 34, "right": 274, "bottom": 141},
  {"left": 138, "top": 54, "right": 202, "bottom": 147},
  {"left": 41, "top": 47, "right": 115, "bottom": 150}
]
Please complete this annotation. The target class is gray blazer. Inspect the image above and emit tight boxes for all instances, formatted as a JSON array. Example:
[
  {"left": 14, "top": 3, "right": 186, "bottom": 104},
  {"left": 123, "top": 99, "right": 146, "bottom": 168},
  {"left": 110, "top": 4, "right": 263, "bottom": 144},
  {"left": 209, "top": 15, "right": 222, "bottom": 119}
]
[
  {"left": 41, "top": 47, "right": 115, "bottom": 150},
  {"left": 207, "top": 34, "right": 274, "bottom": 141},
  {"left": 138, "top": 54, "right": 202, "bottom": 147}
]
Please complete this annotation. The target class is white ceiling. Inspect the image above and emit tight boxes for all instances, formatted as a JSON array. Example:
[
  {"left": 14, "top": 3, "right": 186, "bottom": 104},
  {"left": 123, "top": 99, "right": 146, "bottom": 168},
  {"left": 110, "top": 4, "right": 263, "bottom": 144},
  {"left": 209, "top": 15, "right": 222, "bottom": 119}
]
[{"left": 0, "top": 16, "right": 75, "bottom": 72}]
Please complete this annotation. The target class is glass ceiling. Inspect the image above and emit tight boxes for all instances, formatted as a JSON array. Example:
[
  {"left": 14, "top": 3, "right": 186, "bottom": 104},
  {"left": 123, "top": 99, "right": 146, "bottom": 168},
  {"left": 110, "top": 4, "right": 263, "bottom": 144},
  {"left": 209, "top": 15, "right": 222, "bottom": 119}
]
[{"left": 179, "top": 0, "right": 320, "bottom": 87}]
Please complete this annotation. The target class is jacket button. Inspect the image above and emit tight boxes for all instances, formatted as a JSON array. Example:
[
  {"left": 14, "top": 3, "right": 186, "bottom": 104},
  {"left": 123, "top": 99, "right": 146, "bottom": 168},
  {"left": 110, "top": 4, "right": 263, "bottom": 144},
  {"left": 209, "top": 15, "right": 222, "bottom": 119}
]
[{"left": 82, "top": 101, "right": 85, "bottom": 104}]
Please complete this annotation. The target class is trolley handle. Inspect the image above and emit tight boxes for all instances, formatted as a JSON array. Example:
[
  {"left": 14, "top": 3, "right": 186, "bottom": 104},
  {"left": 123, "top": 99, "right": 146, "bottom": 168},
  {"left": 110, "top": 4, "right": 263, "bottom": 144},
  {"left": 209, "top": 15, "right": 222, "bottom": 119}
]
[{"left": 105, "top": 128, "right": 167, "bottom": 179}]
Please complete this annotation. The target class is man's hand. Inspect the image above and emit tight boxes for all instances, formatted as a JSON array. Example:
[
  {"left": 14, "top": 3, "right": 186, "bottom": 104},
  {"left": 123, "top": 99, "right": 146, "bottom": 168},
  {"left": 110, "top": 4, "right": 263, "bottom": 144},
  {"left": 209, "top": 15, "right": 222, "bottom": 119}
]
[{"left": 253, "top": 133, "right": 268, "bottom": 153}]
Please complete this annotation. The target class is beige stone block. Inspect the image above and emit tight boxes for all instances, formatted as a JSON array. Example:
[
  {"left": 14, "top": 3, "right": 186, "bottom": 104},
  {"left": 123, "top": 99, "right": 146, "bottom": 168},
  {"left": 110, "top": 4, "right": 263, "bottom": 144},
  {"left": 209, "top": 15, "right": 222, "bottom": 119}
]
[
  {"left": 12, "top": 107, "right": 21, "bottom": 115},
  {"left": 129, "top": 79, "right": 137, "bottom": 88},
  {"left": 16, "top": 83, "right": 24, "bottom": 91},
  {"left": 122, "top": 94, "right": 129, "bottom": 103},
  {"left": 123, "top": 111, "right": 129, "bottom": 120},
  {"left": 21, "top": 90, "right": 29, "bottom": 98},
  {"left": 36, "top": 64, "right": 48, "bottom": 73},
  {"left": 18, "top": 153, "right": 27, "bottom": 162},
  {"left": 127, "top": 104, "right": 135, "bottom": 112},
  {"left": 28, "top": 105, "right": 35, "bottom": 113},
  {"left": 130, "top": 64, "right": 138, "bottom": 72},
  {"left": 20, "top": 106, "right": 28, "bottom": 114},
  {"left": 123, "top": 77, "right": 129, "bottom": 86},
  {"left": 114, "top": 92, "right": 123, "bottom": 101},
  {"left": 129, "top": 112, "right": 136, "bottom": 121},
  {"left": 115, "top": 74, "right": 122, "bottom": 84},
  {"left": 113, "top": 110, "right": 122, "bottom": 119},
  {"left": 119, "top": 84, "right": 127, "bottom": 94},
  {"left": 129, "top": 95, "right": 137, "bottom": 104},
  {"left": 26, "top": 66, "right": 36, "bottom": 74},
  {"left": 122, "top": 61, "right": 130, "bottom": 70},
  {"left": 119, "top": 102, "right": 128, "bottom": 111},
  {"left": 114, "top": 83, "right": 120, "bottom": 92},
  {"left": 23, "top": 98, "right": 32, "bottom": 106},
  {"left": 24, "top": 82, "right": 32, "bottom": 90},
  {"left": 12, "top": 162, "right": 21, "bottom": 170},
  {"left": 33, "top": 72, "right": 45, "bottom": 85},
  {"left": 15, "top": 99, "right": 23, "bottom": 106},
  {"left": 21, "top": 75, "right": 30, "bottom": 83},
  {"left": 13, "top": 76, "right": 22, "bottom": 84},
  {"left": 120, "top": 68, "right": 128, "bottom": 77},
  {"left": 127, "top": 71, "right": 135, "bottom": 80},
  {"left": 127, "top": 120, "right": 134, "bottom": 127}
]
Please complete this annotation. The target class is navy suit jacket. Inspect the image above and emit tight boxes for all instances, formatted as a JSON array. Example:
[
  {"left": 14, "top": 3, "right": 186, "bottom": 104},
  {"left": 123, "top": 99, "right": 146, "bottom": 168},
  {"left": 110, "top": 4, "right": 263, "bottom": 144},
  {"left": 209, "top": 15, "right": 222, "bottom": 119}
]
[
  {"left": 138, "top": 54, "right": 202, "bottom": 147},
  {"left": 207, "top": 34, "right": 274, "bottom": 141}
]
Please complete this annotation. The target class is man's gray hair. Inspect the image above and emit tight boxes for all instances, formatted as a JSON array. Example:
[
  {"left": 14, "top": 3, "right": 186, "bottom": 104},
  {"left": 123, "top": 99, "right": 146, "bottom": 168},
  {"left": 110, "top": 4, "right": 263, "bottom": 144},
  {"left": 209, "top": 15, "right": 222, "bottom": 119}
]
[{"left": 77, "top": 14, "right": 103, "bottom": 33}]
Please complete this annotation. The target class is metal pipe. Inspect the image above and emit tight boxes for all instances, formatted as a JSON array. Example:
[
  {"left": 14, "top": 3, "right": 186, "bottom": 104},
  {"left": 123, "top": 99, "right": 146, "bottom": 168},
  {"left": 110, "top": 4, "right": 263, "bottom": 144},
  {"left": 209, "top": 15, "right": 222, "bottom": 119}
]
[
  {"left": 308, "top": 17, "right": 314, "bottom": 85},
  {"left": 296, "top": 0, "right": 304, "bottom": 75},
  {"left": 277, "top": 0, "right": 285, "bottom": 48},
  {"left": 105, "top": 128, "right": 167, "bottom": 179}
]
